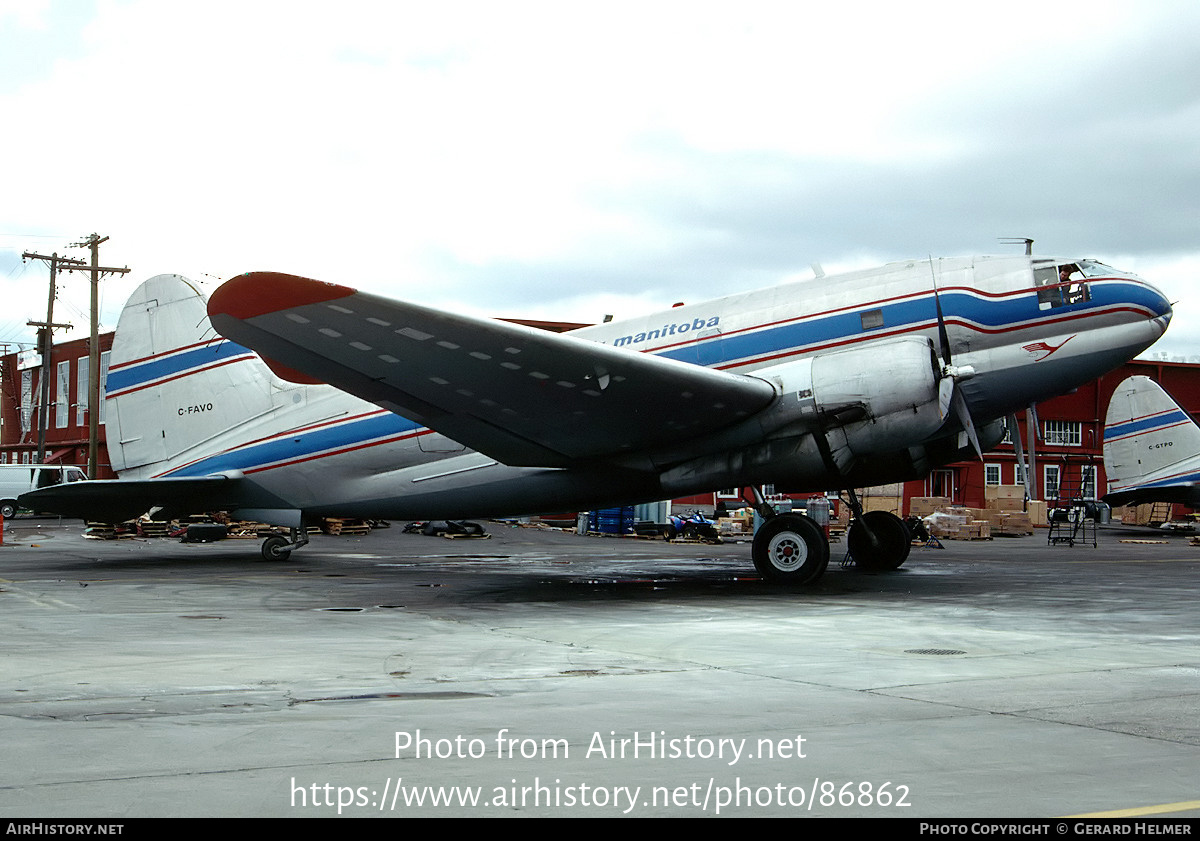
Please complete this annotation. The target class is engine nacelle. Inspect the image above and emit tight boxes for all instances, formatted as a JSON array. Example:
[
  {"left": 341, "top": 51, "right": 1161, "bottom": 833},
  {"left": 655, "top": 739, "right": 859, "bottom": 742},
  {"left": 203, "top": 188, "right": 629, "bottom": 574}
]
[
  {"left": 753, "top": 335, "right": 947, "bottom": 458},
  {"left": 658, "top": 336, "right": 955, "bottom": 496}
]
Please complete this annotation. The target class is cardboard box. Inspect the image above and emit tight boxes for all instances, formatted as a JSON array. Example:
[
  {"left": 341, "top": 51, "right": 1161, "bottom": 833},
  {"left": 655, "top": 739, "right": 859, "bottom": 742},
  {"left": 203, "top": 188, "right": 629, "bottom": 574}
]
[
  {"left": 1026, "top": 500, "right": 1047, "bottom": 526},
  {"left": 985, "top": 484, "right": 1027, "bottom": 501},
  {"left": 863, "top": 496, "right": 902, "bottom": 515},
  {"left": 909, "top": 496, "right": 952, "bottom": 517},
  {"left": 989, "top": 511, "right": 1034, "bottom": 535}
]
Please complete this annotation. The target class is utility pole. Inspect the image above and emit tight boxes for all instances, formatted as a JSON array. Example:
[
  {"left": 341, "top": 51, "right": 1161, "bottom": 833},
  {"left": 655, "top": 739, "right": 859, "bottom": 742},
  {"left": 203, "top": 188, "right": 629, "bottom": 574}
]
[
  {"left": 22, "top": 251, "right": 84, "bottom": 464},
  {"left": 70, "top": 234, "right": 130, "bottom": 478},
  {"left": 23, "top": 241, "right": 129, "bottom": 475}
]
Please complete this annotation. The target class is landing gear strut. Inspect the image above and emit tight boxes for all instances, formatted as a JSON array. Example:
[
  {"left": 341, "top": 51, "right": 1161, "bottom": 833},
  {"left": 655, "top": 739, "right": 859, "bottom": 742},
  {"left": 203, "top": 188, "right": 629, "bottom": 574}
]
[
  {"left": 746, "top": 486, "right": 830, "bottom": 585},
  {"left": 844, "top": 489, "right": 911, "bottom": 571},
  {"left": 260, "top": 526, "right": 309, "bottom": 561}
]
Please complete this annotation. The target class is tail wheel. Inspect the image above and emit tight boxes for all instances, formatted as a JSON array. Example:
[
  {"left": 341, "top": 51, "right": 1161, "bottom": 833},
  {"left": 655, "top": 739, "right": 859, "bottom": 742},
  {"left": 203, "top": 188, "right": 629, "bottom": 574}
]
[
  {"left": 261, "top": 535, "right": 292, "bottom": 561},
  {"left": 752, "top": 514, "right": 829, "bottom": 585},
  {"left": 848, "top": 510, "right": 911, "bottom": 571}
]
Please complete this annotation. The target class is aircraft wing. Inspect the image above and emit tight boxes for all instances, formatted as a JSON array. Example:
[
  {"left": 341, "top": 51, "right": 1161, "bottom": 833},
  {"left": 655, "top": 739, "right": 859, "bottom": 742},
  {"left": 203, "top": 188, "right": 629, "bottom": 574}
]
[
  {"left": 19, "top": 476, "right": 248, "bottom": 524},
  {"left": 208, "top": 272, "right": 777, "bottom": 468}
]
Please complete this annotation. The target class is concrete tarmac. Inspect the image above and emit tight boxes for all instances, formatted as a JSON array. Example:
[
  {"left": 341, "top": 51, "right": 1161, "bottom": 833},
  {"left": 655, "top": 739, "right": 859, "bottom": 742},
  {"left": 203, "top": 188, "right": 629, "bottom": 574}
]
[{"left": 1, "top": 517, "right": 1198, "bottom": 819}]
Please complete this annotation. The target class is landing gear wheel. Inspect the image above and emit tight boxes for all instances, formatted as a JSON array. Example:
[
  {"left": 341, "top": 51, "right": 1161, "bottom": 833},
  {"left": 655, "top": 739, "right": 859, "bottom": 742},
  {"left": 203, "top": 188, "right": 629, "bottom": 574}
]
[
  {"left": 752, "top": 514, "right": 829, "bottom": 585},
  {"left": 261, "top": 535, "right": 292, "bottom": 561},
  {"left": 848, "top": 510, "right": 911, "bottom": 571}
]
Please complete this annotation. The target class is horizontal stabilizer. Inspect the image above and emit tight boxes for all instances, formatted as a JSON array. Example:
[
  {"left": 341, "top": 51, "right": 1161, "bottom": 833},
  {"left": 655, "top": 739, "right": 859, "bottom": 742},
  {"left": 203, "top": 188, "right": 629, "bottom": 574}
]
[{"left": 19, "top": 476, "right": 249, "bottom": 524}]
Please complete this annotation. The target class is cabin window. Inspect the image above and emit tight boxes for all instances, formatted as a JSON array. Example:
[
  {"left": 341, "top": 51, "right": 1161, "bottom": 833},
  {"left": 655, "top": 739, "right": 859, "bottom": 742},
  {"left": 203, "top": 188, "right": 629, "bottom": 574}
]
[
  {"left": 1034, "top": 262, "right": 1090, "bottom": 310},
  {"left": 860, "top": 309, "right": 884, "bottom": 330}
]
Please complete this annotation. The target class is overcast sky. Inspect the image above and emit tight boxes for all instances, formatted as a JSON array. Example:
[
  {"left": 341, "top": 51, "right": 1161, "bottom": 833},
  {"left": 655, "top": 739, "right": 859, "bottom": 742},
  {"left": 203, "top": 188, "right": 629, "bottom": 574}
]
[{"left": 2, "top": 0, "right": 1198, "bottom": 360}]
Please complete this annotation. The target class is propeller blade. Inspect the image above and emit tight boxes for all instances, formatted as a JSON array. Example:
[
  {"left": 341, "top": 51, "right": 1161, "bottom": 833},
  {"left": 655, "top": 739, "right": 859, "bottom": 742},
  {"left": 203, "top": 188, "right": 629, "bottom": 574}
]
[
  {"left": 933, "top": 283, "right": 953, "bottom": 367},
  {"left": 938, "top": 376, "right": 954, "bottom": 422},
  {"left": 952, "top": 388, "right": 983, "bottom": 461}
]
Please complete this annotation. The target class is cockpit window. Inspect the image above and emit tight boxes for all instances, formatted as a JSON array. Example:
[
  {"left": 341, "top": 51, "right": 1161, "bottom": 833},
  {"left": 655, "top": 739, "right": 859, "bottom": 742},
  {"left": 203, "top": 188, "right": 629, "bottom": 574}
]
[
  {"left": 1076, "top": 260, "right": 1139, "bottom": 279},
  {"left": 1034, "top": 262, "right": 1090, "bottom": 310}
]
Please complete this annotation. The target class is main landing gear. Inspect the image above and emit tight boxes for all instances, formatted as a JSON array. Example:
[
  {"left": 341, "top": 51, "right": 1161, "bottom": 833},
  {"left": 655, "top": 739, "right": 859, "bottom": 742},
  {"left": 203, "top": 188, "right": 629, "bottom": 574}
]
[
  {"left": 746, "top": 487, "right": 829, "bottom": 585},
  {"left": 746, "top": 487, "right": 911, "bottom": 584},
  {"left": 260, "top": 526, "right": 309, "bottom": 561},
  {"left": 846, "top": 509, "right": 911, "bottom": 572},
  {"left": 752, "top": 513, "right": 829, "bottom": 584}
]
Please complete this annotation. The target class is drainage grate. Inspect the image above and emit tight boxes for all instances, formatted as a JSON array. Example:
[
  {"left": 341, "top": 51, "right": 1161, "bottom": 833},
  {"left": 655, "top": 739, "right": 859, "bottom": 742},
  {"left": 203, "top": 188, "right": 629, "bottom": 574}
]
[{"left": 905, "top": 648, "right": 966, "bottom": 655}]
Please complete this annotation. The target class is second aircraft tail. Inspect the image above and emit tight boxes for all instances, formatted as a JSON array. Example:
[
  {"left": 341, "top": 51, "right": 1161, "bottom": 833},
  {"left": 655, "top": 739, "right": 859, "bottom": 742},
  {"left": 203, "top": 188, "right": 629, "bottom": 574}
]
[{"left": 1103, "top": 375, "right": 1200, "bottom": 505}]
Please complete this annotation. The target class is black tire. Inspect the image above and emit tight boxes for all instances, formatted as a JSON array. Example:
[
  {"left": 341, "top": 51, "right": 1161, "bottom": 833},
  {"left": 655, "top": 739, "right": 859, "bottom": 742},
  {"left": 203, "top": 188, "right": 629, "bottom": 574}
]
[
  {"left": 0, "top": 502, "right": 15, "bottom": 519},
  {"left": 261, "top": 535, "right": 291, "bottom": 561},
  {"left": 752, "top": 514, "right": 829, "bottom": 585},
  {"left": 662, "top": 524, "right": 677, "bottom": 541},
  {"left": 447, "top": 520, "right": 484, "bottom": 536},
  {"left": 848, "top": 510, "right": 911, "bottom": 571}
]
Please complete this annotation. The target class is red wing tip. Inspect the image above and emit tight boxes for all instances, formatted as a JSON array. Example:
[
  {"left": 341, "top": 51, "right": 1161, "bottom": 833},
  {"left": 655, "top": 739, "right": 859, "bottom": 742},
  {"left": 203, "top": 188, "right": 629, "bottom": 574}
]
[
  {"left": 260, "top": 354, "right": 327, "bottom": 385},
  {"left": 208, "top": 271, "right": 357, "bottom": 320}
]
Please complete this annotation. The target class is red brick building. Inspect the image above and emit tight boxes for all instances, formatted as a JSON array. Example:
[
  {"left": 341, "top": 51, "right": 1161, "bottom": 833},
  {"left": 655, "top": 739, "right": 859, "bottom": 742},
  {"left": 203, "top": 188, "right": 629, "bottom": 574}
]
[{"left": 0, "top": 333, "right": 117, "bottom": 478}]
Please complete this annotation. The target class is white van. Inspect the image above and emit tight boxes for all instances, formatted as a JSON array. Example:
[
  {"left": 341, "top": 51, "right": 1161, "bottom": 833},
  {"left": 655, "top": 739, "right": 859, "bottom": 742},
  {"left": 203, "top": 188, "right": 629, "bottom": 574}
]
[{"left": 0, "top": 464, "right": 88, "bottom": 518}]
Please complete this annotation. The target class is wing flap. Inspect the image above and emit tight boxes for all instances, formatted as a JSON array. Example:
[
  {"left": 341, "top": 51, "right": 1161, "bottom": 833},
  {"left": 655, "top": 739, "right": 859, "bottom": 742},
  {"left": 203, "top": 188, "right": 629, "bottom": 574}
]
[{"left": 209, "top": 272, "right": 777, "bottom": 467}]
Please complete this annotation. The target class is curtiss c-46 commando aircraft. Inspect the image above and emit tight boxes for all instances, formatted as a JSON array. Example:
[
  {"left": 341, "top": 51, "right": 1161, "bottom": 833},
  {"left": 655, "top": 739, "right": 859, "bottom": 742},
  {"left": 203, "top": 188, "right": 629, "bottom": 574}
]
[{"left": 23, "top": 255, "right": 1171, "bottom": 585}]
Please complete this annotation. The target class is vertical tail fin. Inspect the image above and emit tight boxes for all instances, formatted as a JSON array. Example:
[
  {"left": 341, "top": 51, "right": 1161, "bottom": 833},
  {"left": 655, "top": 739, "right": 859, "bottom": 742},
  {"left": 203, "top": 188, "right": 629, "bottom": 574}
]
[
  {"left": 1103, "top": 376, "right": 1200, "bottom": 499},
  {"left": 105, "top": 274, "right": 277, "bottom": 478}
]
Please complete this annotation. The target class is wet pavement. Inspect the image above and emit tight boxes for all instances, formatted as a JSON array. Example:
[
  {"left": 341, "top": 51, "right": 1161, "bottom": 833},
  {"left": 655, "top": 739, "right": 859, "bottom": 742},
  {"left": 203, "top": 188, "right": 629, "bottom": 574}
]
[{"left": 1, "top": 517, "right": 1198, "bottom": 818}]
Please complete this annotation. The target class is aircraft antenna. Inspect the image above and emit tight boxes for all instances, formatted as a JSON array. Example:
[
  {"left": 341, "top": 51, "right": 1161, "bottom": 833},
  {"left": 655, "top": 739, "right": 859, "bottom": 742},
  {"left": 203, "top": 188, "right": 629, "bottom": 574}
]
[{"left": 999, "top": 237, "right": 1034, "bottom": 255}]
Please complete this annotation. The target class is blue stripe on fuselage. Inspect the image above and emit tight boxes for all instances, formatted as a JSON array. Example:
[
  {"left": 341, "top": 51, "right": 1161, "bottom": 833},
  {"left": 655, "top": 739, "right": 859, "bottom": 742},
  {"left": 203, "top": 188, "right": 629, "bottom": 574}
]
[
  {"left": 107, "top": 341, "right": 254, "bottom": 394},
  {"left": 162, "top": 411, "right": 423, "bottom": 477},
  {"left": 653, "top": 280, "right": 1162, "bottom": 367}
]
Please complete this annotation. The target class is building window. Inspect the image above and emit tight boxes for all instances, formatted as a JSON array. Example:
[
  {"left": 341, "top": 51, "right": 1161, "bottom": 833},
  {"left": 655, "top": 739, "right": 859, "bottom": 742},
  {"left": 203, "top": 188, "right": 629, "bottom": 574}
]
[
  {"left": 1081, "top": 465, "right": 1097, "bottom": 500},
  {"left": 56, "top": 360, "right": 70, "bottom": 429},
  {"left": 1044, "top": 465, "right": 1061, "bottom": 500},
  {"left": 1043, "top": 420, "right": 1081, "bottom": 447},
  {"left": 20, "top": 369, "right": 32, "bottom": 433},
  {"left": 985, "top": 464, "right": 1001, "bottom": 486},
  {"left": 77, "top": 356, "right": 89, "bottom": 427},
  {"left": 717, "top": 488, "right": 740, "bottom": 499}
]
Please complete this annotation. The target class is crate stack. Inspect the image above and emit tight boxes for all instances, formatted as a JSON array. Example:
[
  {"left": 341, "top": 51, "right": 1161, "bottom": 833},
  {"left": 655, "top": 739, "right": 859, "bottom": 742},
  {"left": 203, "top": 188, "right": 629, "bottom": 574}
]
[{"left": 588, "top": 507, "right": 636, "bottom": 536}]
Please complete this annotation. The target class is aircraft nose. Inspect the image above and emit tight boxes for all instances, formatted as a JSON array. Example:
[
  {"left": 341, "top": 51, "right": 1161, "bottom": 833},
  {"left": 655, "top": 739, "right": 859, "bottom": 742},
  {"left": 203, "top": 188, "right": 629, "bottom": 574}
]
[{"left": 1146, "top": 282, "right": 1173, "bottom": 335}]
